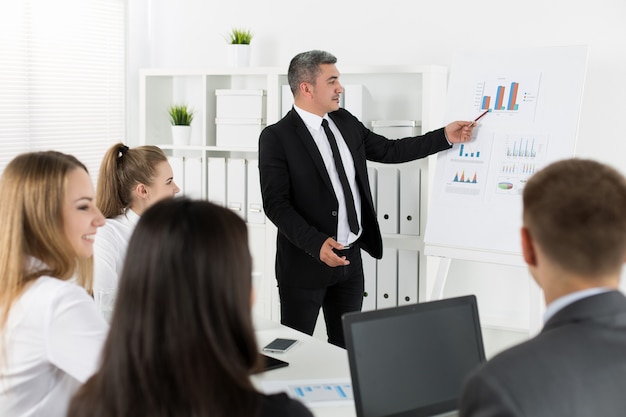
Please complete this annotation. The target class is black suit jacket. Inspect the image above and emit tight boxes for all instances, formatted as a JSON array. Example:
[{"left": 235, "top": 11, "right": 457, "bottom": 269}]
[
  {"left": 460, "top": 290, "right": 626, "bottom": 417},
  {"left": 258, "top": 107, "right": 451, "bottom": 289}
]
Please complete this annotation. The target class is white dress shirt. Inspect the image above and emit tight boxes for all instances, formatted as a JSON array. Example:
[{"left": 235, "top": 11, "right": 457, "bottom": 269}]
[
  {"left": 543, "top": 287, "right": 612, "bottom": 324},
  {"left": 294, "top": 105, "right": 362, "bottom": 245},
  {"left": 93, "top": 208, "right": 140, "bottom": 293},
  {"left": 0, "top": 275, "right": 108, "bottom": 417}
]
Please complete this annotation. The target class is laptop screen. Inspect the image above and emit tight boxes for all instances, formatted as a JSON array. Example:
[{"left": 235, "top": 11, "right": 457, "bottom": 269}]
[{"left": 342, "top": 295, "right": 486, "bottom": 417}]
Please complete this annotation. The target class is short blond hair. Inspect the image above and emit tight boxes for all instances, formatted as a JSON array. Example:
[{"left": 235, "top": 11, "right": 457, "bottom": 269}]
[{"left": 0, "top": 151, "right": 94, "bottom": 332}]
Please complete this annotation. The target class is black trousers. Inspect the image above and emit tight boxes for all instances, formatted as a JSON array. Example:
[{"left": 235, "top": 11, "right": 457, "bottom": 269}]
[{"left": 278, "top": 245, "right": 364, "bottom": 348}]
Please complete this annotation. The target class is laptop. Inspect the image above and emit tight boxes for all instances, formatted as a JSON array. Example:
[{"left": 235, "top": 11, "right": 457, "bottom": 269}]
[{"left": 342, "top": 295, "right": 486, "bottom": 417}]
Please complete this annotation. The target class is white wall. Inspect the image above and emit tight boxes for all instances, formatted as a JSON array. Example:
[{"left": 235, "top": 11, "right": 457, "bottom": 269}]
[
  {"left": 128, "top": 0, "right": 626, "bottom": 356},
  {"left": 129, "top": 0, "right": 626, "bottom": 170}
]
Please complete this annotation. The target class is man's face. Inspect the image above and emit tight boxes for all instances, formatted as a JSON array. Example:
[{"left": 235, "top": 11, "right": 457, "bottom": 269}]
[{"left": 305, "top": 63, "right": 343, "bottom": 116}]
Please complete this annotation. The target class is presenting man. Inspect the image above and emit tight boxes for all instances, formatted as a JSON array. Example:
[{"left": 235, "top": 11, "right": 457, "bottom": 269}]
[{"left": 259, "top": 50, "right": 473, "bottom": 347}]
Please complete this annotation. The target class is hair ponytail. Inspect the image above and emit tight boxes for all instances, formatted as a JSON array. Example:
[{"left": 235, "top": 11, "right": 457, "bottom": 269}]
[{"left": 96, "top": 143, "right": 167, "bottom": 218}]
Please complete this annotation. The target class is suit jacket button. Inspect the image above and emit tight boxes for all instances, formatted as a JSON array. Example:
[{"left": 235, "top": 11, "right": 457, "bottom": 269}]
[{"left": 331, "top": 211, "right": 338, "bottom": 216}]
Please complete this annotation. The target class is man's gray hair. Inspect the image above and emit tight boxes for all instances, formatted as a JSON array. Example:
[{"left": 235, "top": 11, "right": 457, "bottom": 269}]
[{"left": 287, "top": 50, "right": 337, "bottom": 95}]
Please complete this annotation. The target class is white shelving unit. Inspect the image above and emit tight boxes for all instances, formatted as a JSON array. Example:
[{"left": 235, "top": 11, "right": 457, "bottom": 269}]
[{"left": 139, "top": 65, "right": 448, "bottom": 321}]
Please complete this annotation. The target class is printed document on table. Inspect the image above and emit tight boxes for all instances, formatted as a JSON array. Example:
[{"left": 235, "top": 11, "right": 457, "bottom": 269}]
[{"left": 261, "top": 378, "right": 354, "bottom": 407}]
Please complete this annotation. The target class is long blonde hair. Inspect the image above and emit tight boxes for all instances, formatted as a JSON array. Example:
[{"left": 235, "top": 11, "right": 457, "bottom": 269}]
[{"left": 0, "top": 151, "right": 94, "bottom": 333}]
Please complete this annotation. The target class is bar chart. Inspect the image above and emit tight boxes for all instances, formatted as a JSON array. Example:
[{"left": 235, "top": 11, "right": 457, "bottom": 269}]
[
  {"left": 458, "top": 143, "right": 481, "bottom": 158},
  {"left": 492, "top": 133, "right": 549, "bottom": 194},
  {"left": 480, "top": 81, "right": 520, "bottom": 111},
  {"left": 473, "top": 73, "right": 541, "bottom": 121},
  {"left": 506, "top": 136, "right": 539, "bottom": 158},
  {"left": 500, "top": 163, "right": 536, "bottom": 176}
]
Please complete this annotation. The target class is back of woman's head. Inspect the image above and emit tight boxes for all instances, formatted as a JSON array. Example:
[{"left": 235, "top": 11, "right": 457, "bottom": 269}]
[
  {"left": 0, "top": 151, "right": 91, "bottom": 328},
  {"left": 96, "top": 143, "right": 167, "bottom": 218},
  {"left": 81, "top": 198, "right": 260, "bottom": 416}
]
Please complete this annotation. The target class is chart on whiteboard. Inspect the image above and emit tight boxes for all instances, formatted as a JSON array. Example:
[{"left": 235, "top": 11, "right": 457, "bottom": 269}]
[
  {"left": 486, "top": 132, "right": 548, "bottom": 199},
  {"left": 442, "top": 131, "right": 549, "bottom": 202},
  {"left": 473, "top": 73, "right": 541, "bottom": 124},
  {"left": 441, "top": 71, "right": 548, "bottom": 203},
  {"left": 425, "top": 46, "right": 587, "bottom": 258}
]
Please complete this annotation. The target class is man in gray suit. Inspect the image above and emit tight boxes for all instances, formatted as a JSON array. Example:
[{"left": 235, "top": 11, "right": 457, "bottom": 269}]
[{"left": 460, "top": 158, "right": 626, "bottom": 417}]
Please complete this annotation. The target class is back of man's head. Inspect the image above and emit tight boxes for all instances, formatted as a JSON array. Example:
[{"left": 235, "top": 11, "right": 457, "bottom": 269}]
[{"left": 523, "top": 158, "right": 626, "bottom": 277}]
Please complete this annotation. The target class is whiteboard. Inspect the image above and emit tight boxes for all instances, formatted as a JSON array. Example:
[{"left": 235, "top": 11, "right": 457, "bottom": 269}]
[{"left": 424, "top": 46, "right": 588, "bottom": 264}]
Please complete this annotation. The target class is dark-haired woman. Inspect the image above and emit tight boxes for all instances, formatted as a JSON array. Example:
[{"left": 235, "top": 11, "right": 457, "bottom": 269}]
[{"left": 69, "top": 198, "right": 313, "bottom": 417}]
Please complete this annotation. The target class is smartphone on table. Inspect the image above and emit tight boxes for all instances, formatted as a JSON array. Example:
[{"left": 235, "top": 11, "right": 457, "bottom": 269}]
[{"left": 262, "top": 338, "right": 298, "bottom": 353}]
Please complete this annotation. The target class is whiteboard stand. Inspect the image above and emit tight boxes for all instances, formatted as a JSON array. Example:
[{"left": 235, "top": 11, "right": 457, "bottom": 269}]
[
  {"left": 422, "top": 45, "right": 587, "bottom": 338},
  {"left": 424, "top": 246, "right": 544, "bottom": 336},
  {"left": 427, "top": 256, "right": 451, "bottom": 301}
]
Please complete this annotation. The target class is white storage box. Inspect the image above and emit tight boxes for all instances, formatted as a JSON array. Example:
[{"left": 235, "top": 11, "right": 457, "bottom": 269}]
[
  {"left": 215, "top": 118, "right": 265, "bottom": 148},
  {"left": 215, "top": 89, "right": 266, "bottom": 119},
  {"left": 371, "top": 120, "right": 421, "bottom": 138}
]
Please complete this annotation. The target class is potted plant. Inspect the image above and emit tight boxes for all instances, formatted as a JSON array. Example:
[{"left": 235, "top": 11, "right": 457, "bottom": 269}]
[
  {"left": 168, "top": 104, "right": 194, "bottom": 146},
  {"left": 226, "top": 27, "right": 253, "bottom": 67},
  {"left": 227, "top": 27, "right": 253, "bottom": 45}
]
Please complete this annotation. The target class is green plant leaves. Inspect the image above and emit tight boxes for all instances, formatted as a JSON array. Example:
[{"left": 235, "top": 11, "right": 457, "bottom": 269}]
[
  {"left": 227, "top": 28, "right": 253, "bottom": 45},
  {"left": 168, "top": 105, "right": 194, "bottom": 126}
]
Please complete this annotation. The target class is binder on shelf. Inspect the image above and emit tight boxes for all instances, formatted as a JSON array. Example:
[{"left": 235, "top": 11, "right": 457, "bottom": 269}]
[
  {"left": 183, "top": 157, "right": 203, "bottom": 199},
  {"left": 226, "top": 158, "right": 247, "bottom": 220},
  {"left": 246, "top": 159, "right": 265, "bottom": 224},
  {"left": 376, "top": 166, "right": 399, "bottom": 234},
  {"left": 398, "top": 249, "right": 419, "bottom": 306},
  {"left": 168, "top": 156, "right": 185, "bottom": 196},
  {"left": 376, "top": 248, "right": 398, "bottom": 309},
  {"left": 399, "top": 164, "right": 421, "bottom": 236},
  {"left": 361, "top": 250, "right": 377, "bottom": 312},
  {"left": 207, "top": 157, "right": 226, "bottom": 207}
]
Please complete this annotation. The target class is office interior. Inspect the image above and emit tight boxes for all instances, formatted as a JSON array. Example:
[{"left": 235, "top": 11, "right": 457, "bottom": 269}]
[
  {"left": 126, "top": 0, "right": 626, "bottom": 358},
  {"left": 4, "top": 0, "right": 626, "bottom": 361}
]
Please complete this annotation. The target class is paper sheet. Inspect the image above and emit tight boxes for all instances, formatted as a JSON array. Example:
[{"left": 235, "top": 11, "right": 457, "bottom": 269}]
[{"left": 261, "top": 378, "right": 354, "bottom": 407}]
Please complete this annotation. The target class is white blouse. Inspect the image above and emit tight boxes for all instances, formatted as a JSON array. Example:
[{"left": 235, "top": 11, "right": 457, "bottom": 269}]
[
  {"left": 0, "top": 276, "right": 108, "bottom": 417},
  {"left": 93, "top": 208, "right": 140, "bottom": 293}
]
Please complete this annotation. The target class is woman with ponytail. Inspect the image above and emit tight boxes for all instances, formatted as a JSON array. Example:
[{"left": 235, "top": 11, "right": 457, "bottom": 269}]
[{"left": 93, "top": 143, "right": 180, "bottom": 298}]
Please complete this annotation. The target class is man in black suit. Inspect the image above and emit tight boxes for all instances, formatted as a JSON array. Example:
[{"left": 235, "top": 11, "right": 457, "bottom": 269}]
[
  {"left": 259, "top": 50, "right": 473, "bottom": 347},
  {"left": 460, "top": 158, "right": 626, "bottom": 417}
]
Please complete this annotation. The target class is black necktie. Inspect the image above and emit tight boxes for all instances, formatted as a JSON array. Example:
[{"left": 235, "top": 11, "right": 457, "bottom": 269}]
[{"left": 322, "top": 119, "right": 359, "bottom": 234}]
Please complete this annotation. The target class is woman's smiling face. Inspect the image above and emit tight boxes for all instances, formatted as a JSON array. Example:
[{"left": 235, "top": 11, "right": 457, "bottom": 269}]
[{"left": 62, "top": 167, "right": 105, "bottom": 259}]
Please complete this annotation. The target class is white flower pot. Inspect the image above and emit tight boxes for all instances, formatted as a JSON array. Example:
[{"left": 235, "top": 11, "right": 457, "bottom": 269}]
[
  {"left": 227, "top": 44, "right": 251, "bottom": 67},
  {"left": 171, "top": 125, "right": 191, "bottom": 146}
]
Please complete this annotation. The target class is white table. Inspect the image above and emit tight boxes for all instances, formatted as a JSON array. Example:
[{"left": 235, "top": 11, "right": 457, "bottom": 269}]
[{"left": 252, "top": 316, "right": 356, "bottom": 417}]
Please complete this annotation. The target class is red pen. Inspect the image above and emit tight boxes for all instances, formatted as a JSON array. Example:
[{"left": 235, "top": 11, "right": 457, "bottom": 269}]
[{"left": 468, "top": 109, "right": 489, "bottom": 127}]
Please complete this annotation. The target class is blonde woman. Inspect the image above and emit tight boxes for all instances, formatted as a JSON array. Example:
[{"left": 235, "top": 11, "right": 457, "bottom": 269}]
[
  {"left": 93, "top": 143, "right": 180, "bottom": 294},
  {"left": 0, "top": 151, "right": 108, "bottom": 417}
]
